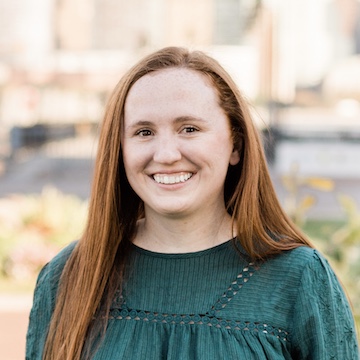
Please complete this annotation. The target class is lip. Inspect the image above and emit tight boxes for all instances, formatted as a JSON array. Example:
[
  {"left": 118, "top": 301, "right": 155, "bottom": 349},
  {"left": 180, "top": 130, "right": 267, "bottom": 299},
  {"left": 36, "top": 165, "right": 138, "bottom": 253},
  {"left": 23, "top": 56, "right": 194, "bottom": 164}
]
[{"left": 151, "top": 171, "right": 194, "bottom": 185}]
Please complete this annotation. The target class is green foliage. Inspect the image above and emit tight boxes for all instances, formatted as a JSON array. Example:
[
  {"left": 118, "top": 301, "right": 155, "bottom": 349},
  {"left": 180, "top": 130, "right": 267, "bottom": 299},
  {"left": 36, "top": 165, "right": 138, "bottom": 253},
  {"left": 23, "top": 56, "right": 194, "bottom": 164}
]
[
  {"left": 281, "top": 166, "right": 360, "bottom": 336},
  {"left": 281, "top": 163, "right": 334, "bottom": 226},
  {"left": 303, "top": 210, "right": 360, "bottom": 338},
  {"left": 0, "top": 187, "right": 87, "bottom": 281}
]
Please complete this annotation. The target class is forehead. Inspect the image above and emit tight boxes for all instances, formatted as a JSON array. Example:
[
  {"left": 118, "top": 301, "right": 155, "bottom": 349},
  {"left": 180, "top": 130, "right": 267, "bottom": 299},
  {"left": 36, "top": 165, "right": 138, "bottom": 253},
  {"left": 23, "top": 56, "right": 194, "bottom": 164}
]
[
  {"left": 126, "top": 68, "right": 218, "bottom": 102},
  {"left": 123, "top": 67, "right": 228, "bottom": 129}
]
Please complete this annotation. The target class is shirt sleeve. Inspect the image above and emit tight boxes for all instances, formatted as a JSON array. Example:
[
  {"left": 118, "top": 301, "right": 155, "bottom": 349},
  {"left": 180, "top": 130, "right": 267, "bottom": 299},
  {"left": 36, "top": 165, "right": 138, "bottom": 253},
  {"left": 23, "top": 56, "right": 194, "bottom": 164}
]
[
  {"left": 25, "top": 241, "right": 77, "bottom": 360},
  {"left": 25, "top": 263, "right": 54, "bottom": 360},
  {"left": 291, "top": 250, "right": 359, "bottom": 359}
]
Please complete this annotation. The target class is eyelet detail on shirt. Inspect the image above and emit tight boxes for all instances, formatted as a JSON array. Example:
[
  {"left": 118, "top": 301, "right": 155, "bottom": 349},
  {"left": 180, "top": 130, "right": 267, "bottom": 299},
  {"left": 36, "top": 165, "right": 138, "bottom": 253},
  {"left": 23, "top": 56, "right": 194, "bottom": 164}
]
[
  {"left": 108, "top": 262, "right": 288, "bottom": 341},
  {"left": 210, "top": 262, "right": 258, "bottom": 312},
  {"left": 108, "top": 309, "right": 289, "bottom": 341}
]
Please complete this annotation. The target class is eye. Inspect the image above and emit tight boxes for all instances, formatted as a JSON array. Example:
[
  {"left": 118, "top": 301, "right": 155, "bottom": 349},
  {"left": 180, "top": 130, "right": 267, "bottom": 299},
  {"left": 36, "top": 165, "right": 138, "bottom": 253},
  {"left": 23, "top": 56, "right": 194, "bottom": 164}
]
[
  {"left": 181, "top": 126, "right": 199, "bottom": 134},
  {"left": 136, "top": 129, "right": 153, "bottom": 137}
]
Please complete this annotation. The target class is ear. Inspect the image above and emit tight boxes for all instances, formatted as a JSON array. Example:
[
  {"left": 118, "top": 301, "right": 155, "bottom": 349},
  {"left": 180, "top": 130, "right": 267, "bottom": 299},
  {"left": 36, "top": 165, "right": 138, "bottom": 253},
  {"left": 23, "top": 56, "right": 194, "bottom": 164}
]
[{"left": 229, "top": 148, "right": 240, "bottom": 165}]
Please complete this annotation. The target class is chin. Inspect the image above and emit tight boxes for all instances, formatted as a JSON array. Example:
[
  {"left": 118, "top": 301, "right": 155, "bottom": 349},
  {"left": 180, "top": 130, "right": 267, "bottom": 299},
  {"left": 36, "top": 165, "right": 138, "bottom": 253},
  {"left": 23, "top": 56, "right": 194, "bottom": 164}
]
[{"left": 153, "top": 205, "right": 192, "bottom": 218}]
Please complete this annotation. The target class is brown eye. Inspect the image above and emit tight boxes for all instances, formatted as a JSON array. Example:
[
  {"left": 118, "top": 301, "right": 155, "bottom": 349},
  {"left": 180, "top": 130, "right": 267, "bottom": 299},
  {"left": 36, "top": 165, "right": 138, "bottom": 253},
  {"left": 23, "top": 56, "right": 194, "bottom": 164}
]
[
  {"left": 136, "top": 129, "right": 153, "bottom": 137},
  {"left": 182, "top": 126, "right": 198, "bottom": 133}
]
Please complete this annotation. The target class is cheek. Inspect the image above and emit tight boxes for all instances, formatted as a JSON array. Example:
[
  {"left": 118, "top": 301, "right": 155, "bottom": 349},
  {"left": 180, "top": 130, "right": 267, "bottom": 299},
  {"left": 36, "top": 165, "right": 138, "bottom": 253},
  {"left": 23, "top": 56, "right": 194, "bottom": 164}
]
[
  {"left": 121, "top": 149, "right": 131, "bottom": 172},
  {"left": 214, "top": 135, "right": 235, "bottom": 159},
  {"left": 122, "top": 144, "right": 152, "bottom": 177},
  {"left": 122, "top": 147, "right": 138, "bottom": 179}
]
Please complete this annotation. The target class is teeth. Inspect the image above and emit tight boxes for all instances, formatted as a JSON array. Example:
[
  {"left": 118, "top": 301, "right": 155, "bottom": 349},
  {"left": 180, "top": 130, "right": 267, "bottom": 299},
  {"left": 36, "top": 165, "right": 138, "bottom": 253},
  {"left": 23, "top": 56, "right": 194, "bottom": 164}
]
[{"left": 153, "top": 173, "right": 192, "bottom": 184}]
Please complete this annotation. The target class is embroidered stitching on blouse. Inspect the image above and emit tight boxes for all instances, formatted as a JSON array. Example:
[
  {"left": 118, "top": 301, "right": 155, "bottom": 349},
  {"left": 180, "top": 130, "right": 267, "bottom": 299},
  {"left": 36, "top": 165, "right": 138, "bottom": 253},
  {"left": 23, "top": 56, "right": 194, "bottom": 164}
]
[
  {"left": 108, "top": 308, "right": 289, "bottom": 341},
  {"left": 210, "top": 262, "right": 259, "bottom": 313},
  {"left": 108, "top": 262, "right": 288, "bottom": 341},
  {"left": 310, "top": 253, "right": 358, "bottom": 358}
]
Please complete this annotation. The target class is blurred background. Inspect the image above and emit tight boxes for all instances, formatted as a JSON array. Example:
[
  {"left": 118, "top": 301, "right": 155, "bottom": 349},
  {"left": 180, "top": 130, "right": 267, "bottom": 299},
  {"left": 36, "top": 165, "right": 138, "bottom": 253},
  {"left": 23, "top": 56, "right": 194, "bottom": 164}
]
[{"left": 0, "top": 0, "right": 360, "bottom": 358}]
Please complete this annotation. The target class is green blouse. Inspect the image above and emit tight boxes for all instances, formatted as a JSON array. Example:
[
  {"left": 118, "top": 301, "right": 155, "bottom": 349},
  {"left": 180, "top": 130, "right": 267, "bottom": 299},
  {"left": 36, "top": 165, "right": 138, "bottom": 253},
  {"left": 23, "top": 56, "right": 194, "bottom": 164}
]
[{"left": 26, "top": 240, "right": 359, "bottom": 359}]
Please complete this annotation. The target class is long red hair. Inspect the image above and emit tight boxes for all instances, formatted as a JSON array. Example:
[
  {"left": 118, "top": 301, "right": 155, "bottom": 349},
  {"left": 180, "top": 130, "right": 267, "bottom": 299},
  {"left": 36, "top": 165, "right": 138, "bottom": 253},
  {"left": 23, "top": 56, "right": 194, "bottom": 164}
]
[{"left": 43, "top": 47, "right": 313, "bottom": 359}]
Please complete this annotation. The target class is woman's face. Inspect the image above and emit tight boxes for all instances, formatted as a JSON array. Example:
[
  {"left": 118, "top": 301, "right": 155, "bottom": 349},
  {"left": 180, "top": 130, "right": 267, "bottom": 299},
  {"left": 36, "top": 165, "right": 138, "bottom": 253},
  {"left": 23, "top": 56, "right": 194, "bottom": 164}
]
[{"left": 122, "top": 68, "right": 240, "bottom": 218}]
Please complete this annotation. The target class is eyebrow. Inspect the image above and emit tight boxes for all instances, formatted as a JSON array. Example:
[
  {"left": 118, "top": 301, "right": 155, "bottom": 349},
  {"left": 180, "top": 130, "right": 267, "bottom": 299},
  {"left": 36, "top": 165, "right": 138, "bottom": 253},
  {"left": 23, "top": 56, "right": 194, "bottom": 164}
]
[{"left": 126, "top": 116, "right": 207, "bottom": 130}]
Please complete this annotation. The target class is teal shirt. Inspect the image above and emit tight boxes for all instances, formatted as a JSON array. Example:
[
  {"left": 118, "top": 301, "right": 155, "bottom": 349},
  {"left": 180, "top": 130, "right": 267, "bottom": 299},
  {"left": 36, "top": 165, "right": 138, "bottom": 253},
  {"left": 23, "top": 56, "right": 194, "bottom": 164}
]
[{"left": 26, "top": 240, "right": 359, "bottom": 359}]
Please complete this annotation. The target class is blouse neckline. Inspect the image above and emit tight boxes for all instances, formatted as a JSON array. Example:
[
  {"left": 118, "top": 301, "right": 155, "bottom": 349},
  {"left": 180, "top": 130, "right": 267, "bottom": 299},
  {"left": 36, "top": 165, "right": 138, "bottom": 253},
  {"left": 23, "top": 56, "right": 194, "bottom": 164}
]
[{"left": 130, "top": 238, "right": 236, "bottom": 259}]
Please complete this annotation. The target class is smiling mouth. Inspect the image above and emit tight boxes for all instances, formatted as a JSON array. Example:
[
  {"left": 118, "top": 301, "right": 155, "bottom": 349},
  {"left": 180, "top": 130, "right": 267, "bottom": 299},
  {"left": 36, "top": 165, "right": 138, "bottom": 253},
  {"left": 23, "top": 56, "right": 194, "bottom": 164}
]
[{"left": 153, "top": 173, "right": 193, "bottom": 185}]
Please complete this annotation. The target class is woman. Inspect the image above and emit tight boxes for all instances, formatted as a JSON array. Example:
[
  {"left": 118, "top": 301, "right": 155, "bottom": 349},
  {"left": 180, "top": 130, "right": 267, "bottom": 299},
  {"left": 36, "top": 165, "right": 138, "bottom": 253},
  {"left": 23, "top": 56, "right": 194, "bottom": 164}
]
[{"left": 26, "top": 47, "right": 359, "bottom": 359}]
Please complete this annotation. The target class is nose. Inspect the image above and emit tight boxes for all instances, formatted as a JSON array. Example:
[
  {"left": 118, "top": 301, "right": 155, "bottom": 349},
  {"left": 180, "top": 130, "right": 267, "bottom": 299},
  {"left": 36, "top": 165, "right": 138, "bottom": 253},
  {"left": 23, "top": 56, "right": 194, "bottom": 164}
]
[{"left": 153, "top": 135, "right": 182, "bottom": 164}]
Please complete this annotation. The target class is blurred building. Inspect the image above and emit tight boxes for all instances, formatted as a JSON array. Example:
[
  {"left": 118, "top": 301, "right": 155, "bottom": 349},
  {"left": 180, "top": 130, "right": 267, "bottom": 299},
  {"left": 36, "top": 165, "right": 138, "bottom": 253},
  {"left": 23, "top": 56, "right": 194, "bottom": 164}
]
[{"left": 0, "top": 0, "right": 359, "bottom": 128}]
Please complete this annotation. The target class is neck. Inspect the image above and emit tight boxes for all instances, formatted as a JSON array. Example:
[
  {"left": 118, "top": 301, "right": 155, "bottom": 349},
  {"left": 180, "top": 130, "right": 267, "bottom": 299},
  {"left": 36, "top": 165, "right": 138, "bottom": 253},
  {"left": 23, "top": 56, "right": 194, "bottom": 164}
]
[{"left": 133, "top": 207, "right": 235, "bottom": 253}]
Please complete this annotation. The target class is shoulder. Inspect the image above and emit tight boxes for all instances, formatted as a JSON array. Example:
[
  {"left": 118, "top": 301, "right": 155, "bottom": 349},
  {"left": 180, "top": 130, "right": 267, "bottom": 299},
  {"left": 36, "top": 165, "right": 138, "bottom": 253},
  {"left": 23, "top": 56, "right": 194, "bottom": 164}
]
[
  {"left": 260, "top": 246, "right": 323, "bottom": 281},
  {"left": 47, "top": 240, "right": 78, "bottom": 274},
  {"left": 26, "top": 241, "right": 78, "bottom": 359},
  {"left": 265, "top": 245, "right": 331, "bottom": 277},
  {"left": 259, "top": 246, "right": 352, "bottom": 311},
  {"left": 36, "top": 241, "right": 78, "bottom": 294},
  {"left": 280, "top": 246, "right": 338, "bottom": 288},
  {"left": 257, "top": 246, "right": 339, "bottom": 308},
  {"left": 274, "top": 245, "right": 320, "bottom": 265}
]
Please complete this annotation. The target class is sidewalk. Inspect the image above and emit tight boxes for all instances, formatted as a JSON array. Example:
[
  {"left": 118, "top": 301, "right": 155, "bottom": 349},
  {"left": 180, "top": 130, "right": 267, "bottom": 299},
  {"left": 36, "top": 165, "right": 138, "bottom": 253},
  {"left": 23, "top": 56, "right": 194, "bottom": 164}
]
[{"left": 0, "top": 294, "right": 33, "bottom": 360}]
